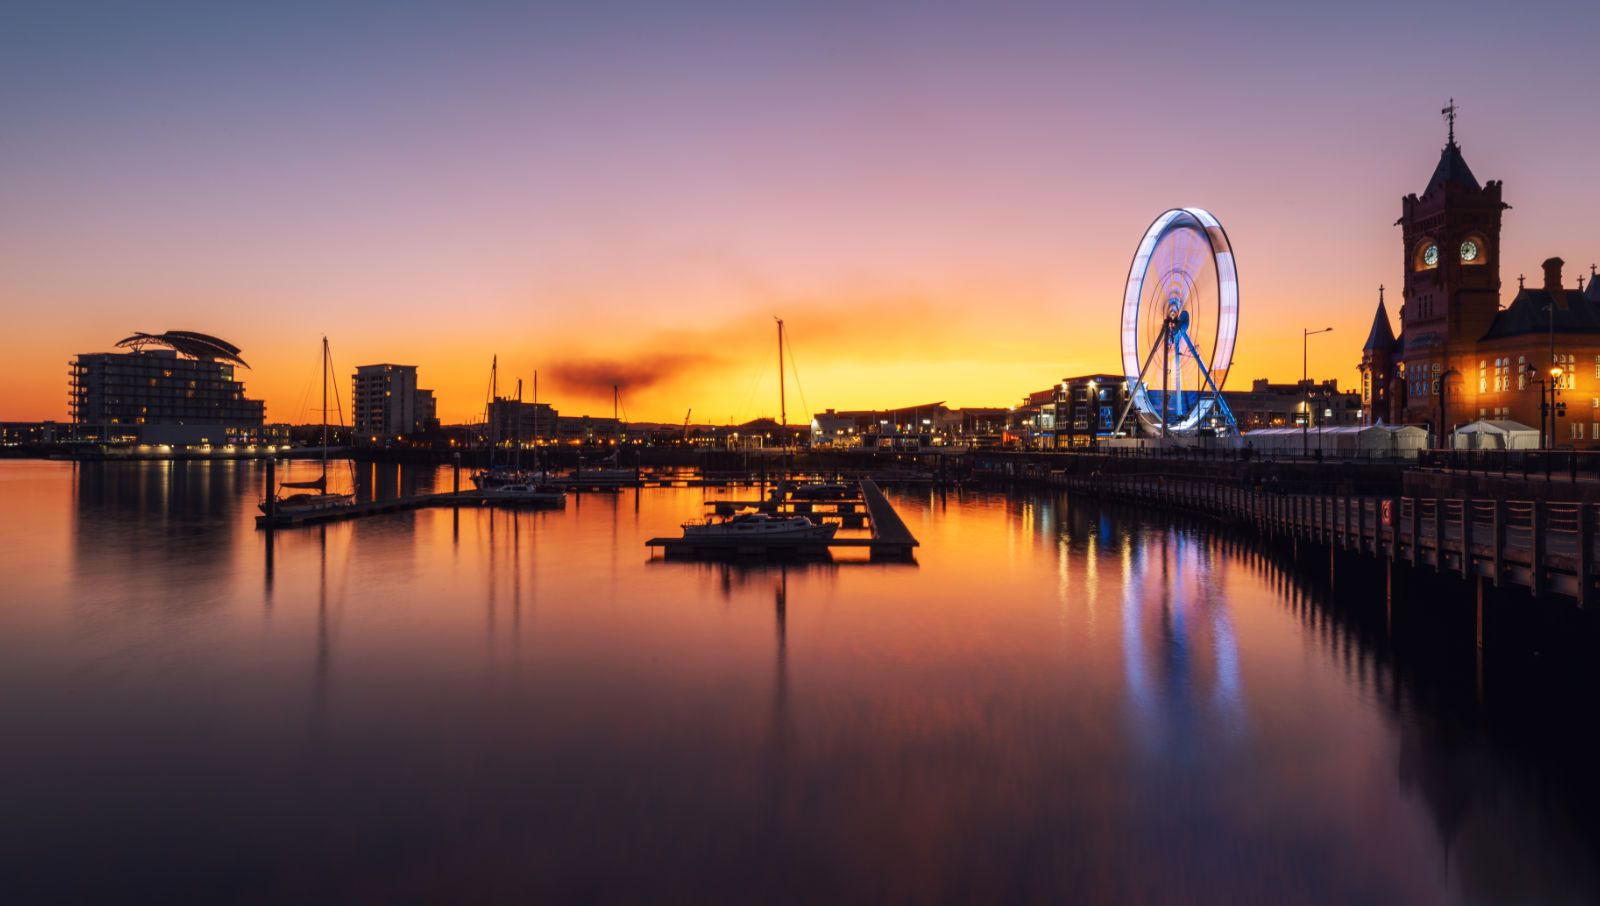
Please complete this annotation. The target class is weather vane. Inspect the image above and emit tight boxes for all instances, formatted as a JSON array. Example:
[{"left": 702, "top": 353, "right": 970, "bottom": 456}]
[{"left": 1441, "top": 98, "right": 1458, "bottom": 145}]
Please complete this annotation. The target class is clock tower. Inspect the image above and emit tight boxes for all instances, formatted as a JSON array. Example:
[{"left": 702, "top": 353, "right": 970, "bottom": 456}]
[{"left": 1397, "top": 102, "right": 1508, "bottom": 430}]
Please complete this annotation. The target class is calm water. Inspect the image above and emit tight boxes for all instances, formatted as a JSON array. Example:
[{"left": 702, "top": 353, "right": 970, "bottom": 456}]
[{"left": 2, "top": 459, "right": 1598, "bottom": 904}]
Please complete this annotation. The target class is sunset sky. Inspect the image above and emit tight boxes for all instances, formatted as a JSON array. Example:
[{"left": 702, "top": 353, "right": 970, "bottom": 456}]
[{"left": 3, "top": 1, "right": 1598, "bottom": 425}]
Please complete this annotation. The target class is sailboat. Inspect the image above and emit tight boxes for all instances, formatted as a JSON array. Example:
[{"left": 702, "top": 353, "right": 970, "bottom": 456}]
[
  {"left": 472, "top": 355, "right": 531, "bottom": 490},
  {"left": 678, "top": 317, "right": 834, "bottom": 541},
  {"left": 478, "top": 369, "right": 565, "bottom": 506},
  {"left": 572, "top": 384, "right": 636, "bottom": 485},
  {"left": 262, "top": 337, "right": 355, "bottom": 515}
]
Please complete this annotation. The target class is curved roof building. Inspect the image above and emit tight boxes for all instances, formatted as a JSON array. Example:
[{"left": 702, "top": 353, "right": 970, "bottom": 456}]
[{"left": 114, "top": 331, "right": 249, "bottom": 368}]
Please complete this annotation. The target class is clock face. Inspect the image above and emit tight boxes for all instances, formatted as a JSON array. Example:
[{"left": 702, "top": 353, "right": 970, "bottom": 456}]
[
  {"left": 1423, "top": 244, "right": 1439, "bottom": 267},
  {"left": 1460, "top": 240, "right": 1480, "bottom": 262}
]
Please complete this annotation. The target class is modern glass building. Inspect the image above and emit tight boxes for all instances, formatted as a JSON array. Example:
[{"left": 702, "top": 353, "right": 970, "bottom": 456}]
[{"left": 69, "top": 331, "right": 271, "bottom": 445}]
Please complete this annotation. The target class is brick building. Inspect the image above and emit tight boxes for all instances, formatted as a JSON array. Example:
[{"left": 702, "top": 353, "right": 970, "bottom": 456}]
[{"left": 1359, "top": 111, "right": 1600, "bottom": 445}]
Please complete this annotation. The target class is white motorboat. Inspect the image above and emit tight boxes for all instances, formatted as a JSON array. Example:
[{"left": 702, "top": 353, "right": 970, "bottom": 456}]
[
  {"left": 681, "top": 513, "right": 837, "bottom": 540},
  {"left": 472, "top": 467, "right": 554, "bottom": 490},
  {"left": 478, "top": 481, "right": 566, "bottom": 506}
]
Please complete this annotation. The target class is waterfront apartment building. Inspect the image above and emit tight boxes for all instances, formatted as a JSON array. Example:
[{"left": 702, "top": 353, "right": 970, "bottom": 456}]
[
  {"left": 415, "top": 389, "right": 438, "bottom": 433},
  {"left": 807, "top": 403, "right": 963, "bottom": 449},
  {"left": 1036, "top": 374, "right": 1124, "bottom": 449},
  {"left": 353, "top": 364, "right": 436, "bottom": 438},
  {"left": 486, "top": 398, "right": 558, "bottom": 444},
  {"left": 553, "top": 415, "right": 621, "bottom": 444},
  {"left": 1225, "top": 379, "right": 1362, "bottom": 431},
  {"left": 69, "top": 331, "right": 269, "bottom": 445}
]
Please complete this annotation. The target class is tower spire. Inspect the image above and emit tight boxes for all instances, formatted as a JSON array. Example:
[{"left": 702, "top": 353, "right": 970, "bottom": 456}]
[{"left": 1441, "top": 98, "right": 1458, "bottom": 146}]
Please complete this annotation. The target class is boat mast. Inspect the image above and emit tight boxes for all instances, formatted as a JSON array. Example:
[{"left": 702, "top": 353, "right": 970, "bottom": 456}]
[
  {"left": 320, "top": 336, "right": 329, "bottom": 480},
  {"left": 514, "top": 378, "right": 523, "bottom": 469},
  {"left": 774, "top": 320, "right": 787, "bottom": 451}
]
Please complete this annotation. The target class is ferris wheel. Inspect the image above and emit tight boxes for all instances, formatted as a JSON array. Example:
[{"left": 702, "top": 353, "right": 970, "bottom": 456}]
[{"left": 1112, "top": 207, "right": 1240, "bottom": 438}]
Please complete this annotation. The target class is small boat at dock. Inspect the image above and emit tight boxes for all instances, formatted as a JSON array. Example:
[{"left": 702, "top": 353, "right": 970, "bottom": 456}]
[
  {"left": 681, "top": 513, "right": 838, "bottom": 541},
  {"left": 261, "top": 337, "right": 354, "bottom": 517},
  {"left": 477, "top": 480, "right": 566, "bottom": 507},
  {"left": 792, "top": 482, "right": 854, "bottom": 500}
]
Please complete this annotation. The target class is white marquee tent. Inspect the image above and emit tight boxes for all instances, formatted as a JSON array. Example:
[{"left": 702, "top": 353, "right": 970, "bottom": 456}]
[
  {"left": 1451, "top": 419, "right": 1539, "bottom": 450},
  {"left": 1242, "top": 424, "right": 1429, "bottom": 458}
]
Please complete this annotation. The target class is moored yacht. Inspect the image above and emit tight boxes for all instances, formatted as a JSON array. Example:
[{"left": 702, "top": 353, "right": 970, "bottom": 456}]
[
  {"left": 681, "top": 512, "right": 837, "bottom": 540},
  {"left": 261, "top": 337, "right": 355, "bottom": 517}
]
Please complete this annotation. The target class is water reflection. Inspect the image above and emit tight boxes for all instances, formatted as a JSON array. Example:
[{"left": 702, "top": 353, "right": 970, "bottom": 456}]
[{"left": 3, "top": 464, "right": 1599, "bottom": 903}]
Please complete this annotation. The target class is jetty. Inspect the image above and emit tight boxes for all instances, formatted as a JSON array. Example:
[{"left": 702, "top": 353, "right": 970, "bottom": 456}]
[
  {"left": 255, "top": 489, "right": 563, "bottom": 528},
  {"left": 1049, "top": 469, "right": 1600, "bottom": 607},
  {"left": 646, "top": 479, "right": 918, "bottom": 560}
]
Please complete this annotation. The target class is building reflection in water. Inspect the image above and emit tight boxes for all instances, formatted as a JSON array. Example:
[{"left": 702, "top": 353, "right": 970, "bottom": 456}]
[
  {"left": 15, "top": 466, "right": 1600, "bottom": 903},
  {"left": 1068, "top": 493, "right": 1600, "bottom": 905},
  {"left": 1119, "top": 526, "right": 1246, "bottom": 757}
]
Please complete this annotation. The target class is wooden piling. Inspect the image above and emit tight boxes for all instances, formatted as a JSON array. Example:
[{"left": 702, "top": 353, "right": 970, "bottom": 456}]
[
  {"left": 1580, "top": 502, "right": 1592, "bottom": 609},
  {"left": 1433, "top": 497, "right": 1444, "bottom": 574},
  {"left": 1409, "top": 496, "right": 1421, "bottom": 567},
  {"left": 1476, "top": 575, "right": 1486, "bottom": 649},
  {"left": 1531, "top": 499, "right": 1546, "bottom": 597},
  {"left": 265, "top": 458, "right": 277, "bottom": 519},
  {"left": 1491, "top": 498, "right": 1504, "bottom": 587}
]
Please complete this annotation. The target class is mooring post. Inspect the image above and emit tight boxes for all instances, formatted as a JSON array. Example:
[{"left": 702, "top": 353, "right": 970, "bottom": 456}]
[
  {"left": 1356, "top": 496, "right": 1366, "bottom": 555},
  {"left": 1491, "top": 498, "right": 1505, "bottom": 587},
  {"left": 1385, "top": 557, "right": 1394, "bottom": 632},
  {"left": 1460, "top": 497, "right": 1474, "bottom": 580},
  {"left": 1531, "top": 499, "right": 1546, "bottom": 598},
  {"left": 1409, "top": 496, "right": 1421, "bottom": 567},
  {"left": 1387, "top": 498, "right": 1398, "bottom": 562},
  {"left": 1476, "top": 575, "right": 1486, "bottom": 649},
  {"left": 452, "top": 452, "right": 460, "bottom": 499},
  {"left": 1433, "top": 497, "right": 1444, "bottom": 574},
  {"left": 1579, "top": 502, "right": 1593, "bottom": 609},
  {"left": 265, "top": 458, "right": 277, "bottom": 519},
  {"left": 1344, "top": 495, "right": 1353, "bottom": 551}
]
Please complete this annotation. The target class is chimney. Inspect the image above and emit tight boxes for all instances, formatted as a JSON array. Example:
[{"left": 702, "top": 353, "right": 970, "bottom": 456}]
[{"left": 1544, "top": 256, "right": 1566, "bottom": 307}]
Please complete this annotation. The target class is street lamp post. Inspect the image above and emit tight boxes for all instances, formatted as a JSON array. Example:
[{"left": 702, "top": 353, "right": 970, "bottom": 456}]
[
  {"left": 1550, "top": 365, "right": 1565, "bottom": 448},
  {"left": 1438, "top": 367, "right": 1460, "bottom": 449},
  {"left": 1303, "top": 327, "right": 1333, "bottom": 456}
]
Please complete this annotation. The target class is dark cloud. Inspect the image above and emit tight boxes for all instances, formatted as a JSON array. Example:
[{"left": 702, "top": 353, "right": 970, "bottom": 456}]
[{"left": 546, "top": 351, "right": 718, "bottom": 396}]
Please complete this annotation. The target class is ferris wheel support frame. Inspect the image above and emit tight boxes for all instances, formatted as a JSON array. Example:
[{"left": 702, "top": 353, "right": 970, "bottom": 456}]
[{"left": 1111, "top": 309, "right": 1240, "bottom": 440}]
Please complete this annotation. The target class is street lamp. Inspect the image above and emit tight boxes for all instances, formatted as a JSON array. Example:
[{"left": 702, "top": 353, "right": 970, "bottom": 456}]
[
  {"left": 1550, "top": 365, "right": 1565, "bottom": 448},
  {"left": 1437, "top": 367, "right": 1461, "bottom": 449},
  {"left": 1303, "top": 327, "right": 1333, "bottom": 456}
]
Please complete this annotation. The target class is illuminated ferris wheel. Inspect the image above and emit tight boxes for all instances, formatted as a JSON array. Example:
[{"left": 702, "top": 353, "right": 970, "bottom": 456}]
[{"left": 1112, "top": 207, "right": 1240, "bottom": 438}]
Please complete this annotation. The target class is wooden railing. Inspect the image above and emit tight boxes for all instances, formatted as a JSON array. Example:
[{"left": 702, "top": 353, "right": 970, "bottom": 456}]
[{"left": 1039, "top": 471, "right": 1595, "bottom": 604}]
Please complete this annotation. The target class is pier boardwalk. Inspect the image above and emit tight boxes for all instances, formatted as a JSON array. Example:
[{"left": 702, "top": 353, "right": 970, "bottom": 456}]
[
  {"left": 1049, "top": 470, "right": 1600, "bottom": 606},
  {"left": 646, "top": 479, "right": 918, "bottom": 561},
  {"left": 255, "top": 490, "right": 559, "bottom": 529}
]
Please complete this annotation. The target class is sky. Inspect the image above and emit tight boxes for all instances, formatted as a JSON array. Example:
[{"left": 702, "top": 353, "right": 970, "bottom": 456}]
[{"left": 3, "top": 0, "right": 1599, "bottom": 425}]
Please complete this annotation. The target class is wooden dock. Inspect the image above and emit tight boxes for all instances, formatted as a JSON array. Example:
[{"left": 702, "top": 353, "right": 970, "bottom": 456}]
[
  {"left": 1051, "top": 471, "right": 1600, "bottom": 604},
  {"left": 646, "top": 479, "right": 918, "bottom": 561},
  {"left": 255, "top": 490, "right": 557, "bottom": 529}
]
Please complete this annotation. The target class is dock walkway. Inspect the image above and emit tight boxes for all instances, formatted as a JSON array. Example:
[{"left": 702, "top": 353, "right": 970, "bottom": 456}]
[
  {"left": 646, "top": 480, "right": 918, "bottom": 560},
  {"left": 255, "top": 490, "right": 552, "bottom": 529},
  {"left": 1050, "top": 471, "right": 1598, "bottom": 604}
]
